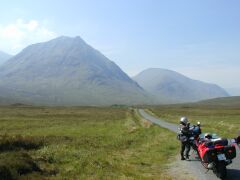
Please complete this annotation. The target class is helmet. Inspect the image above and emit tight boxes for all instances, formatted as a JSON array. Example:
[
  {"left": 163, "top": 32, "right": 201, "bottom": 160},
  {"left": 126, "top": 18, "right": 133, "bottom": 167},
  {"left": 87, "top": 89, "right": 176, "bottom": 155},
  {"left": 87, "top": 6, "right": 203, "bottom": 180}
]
[
  {"left": 180, "top": 117, "right": 188, "bottom": 125},
  {"left": 197, "top": 122, "right": 201, "bottom": 126},
  {"left": 204, "top": 133, "right": 212, "bottom": 139}
]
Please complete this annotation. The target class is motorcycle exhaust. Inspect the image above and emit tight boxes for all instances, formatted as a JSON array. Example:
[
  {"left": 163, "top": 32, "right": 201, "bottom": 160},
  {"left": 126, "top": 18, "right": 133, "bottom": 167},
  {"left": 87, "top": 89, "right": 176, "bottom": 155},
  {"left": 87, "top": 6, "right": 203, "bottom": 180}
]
[
  {"left": 207, "top": 160, "right": 232, "bottom": 170},
  {"left": 225, "top": 159, "right": 232, "bottom": 166},
  {"left": 207, "top": 163, "right": 214, "bottom": 169}
]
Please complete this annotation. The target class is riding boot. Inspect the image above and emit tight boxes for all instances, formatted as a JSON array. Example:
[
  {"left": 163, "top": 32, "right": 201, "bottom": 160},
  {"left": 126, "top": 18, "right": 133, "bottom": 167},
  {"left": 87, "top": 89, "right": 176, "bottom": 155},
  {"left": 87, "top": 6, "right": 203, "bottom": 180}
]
[
  {"left": 185, "top": 142, "right": 191, "bottom": 160},
  {"left": 180, "top": 142, "right": 186, "bottom": 160},
  {"left": 181, "top": 156, "right": 185, "bottom": 160}
]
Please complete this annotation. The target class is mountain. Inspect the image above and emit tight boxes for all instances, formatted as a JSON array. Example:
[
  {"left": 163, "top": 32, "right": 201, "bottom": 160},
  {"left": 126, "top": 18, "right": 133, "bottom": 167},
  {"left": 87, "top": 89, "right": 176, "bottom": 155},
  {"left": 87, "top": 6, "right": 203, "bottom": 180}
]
[
  {"left": 133, "top": 68, "right": 229, "bottom": 103},
  {"left": 0, "top": 50, "right": 12, "bottom": 65},
  {"left": 197, "top": 96, "right": 240, "bottom": 106},
  {"left": 0, "top": 36, "right": 151, "bottom": 106}
]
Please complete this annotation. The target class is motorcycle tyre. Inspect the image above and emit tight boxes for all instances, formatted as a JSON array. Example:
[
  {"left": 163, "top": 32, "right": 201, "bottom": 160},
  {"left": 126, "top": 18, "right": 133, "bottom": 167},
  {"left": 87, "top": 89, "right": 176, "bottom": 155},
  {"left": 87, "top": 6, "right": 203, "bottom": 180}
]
[{"left": 214, "top": 161, "right": 227, "bottom": 179}]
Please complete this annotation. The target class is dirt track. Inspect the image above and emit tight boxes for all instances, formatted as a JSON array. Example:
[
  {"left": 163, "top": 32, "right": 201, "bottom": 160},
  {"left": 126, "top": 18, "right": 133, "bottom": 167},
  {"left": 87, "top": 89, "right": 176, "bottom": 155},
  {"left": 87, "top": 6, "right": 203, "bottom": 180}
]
[{"left": 138, "top": 109, "right": 240, "bottom": 180}]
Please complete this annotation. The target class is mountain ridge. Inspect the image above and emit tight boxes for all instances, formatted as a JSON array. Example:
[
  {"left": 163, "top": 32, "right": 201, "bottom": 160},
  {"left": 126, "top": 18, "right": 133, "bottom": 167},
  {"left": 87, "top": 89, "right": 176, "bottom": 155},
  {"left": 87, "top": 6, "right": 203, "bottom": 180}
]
[{"left": 133, "top": 68, "right": 229, "bottom": 103}]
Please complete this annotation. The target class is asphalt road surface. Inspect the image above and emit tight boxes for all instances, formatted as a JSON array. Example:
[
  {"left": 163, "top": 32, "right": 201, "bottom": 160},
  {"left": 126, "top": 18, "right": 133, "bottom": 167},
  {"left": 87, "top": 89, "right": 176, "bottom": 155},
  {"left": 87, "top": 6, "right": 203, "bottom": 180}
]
[{"left": 138, "top": 109, "right": 240, "bottom": 180}]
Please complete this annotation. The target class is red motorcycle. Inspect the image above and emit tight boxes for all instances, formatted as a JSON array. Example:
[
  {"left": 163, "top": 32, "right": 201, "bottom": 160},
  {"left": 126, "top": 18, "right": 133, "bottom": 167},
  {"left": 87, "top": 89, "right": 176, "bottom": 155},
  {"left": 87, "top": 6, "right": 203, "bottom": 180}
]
[{"left": 196, "top": 134, "right": 237, "bottom": 179}]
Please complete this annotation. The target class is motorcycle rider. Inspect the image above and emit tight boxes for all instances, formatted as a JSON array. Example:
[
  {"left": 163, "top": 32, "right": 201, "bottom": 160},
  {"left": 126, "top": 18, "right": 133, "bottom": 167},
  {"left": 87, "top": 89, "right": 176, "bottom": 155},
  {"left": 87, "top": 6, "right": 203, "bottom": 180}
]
[{"left": 179, "top": 117, "right": 191, "bottom": 160}]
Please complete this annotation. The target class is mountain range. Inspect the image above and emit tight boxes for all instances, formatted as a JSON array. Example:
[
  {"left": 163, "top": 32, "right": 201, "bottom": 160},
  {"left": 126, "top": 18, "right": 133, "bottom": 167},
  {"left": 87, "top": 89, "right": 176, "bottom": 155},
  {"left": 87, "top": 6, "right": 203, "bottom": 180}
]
[
  {"left": 0, "top": 36, "right": 229, "bottom": 105},
  {"left": 133, "top": 68, "right": 229, "bottom": 103}
]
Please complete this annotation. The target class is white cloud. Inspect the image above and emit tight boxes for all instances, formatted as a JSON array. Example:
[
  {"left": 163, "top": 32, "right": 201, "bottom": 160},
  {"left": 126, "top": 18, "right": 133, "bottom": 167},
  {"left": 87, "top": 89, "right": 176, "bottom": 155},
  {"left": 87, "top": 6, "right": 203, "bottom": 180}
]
[{"left": 0, "top": 19, "right": 57, "bottom": 54}]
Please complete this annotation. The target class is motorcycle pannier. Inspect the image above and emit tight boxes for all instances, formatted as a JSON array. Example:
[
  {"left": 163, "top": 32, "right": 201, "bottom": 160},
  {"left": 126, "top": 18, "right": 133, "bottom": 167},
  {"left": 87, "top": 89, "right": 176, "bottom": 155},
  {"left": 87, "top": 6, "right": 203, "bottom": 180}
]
[
  {"left": 224, "top": 146, "right": 236, "bottom": 159},
  {"left": 203, "top": 148, "right": 217, "bottom": 163}
]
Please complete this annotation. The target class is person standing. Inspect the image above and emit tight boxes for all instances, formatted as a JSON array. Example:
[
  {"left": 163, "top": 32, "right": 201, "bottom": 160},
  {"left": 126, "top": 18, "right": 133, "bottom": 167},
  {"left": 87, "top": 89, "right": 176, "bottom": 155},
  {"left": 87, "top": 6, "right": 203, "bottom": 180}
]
[{"left": 178, "top": 117, "right": 191, "bottom": 160}]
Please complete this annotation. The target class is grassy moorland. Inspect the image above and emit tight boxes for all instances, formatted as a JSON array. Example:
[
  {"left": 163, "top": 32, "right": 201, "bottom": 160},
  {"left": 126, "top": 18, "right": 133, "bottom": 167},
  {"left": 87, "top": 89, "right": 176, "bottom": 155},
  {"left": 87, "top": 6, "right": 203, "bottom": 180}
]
[
  {"left": 0, "top": 106, "right": 178, "bottom": 179},
  {"left": 148, "top": 104, "right": 240, "bottom": 138}
]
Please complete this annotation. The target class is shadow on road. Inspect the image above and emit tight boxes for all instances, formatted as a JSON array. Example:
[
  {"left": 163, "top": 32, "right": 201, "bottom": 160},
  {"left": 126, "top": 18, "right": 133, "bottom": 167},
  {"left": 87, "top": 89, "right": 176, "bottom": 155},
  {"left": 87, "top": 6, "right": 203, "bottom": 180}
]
[{"left": 226, "top": 169, "right": 240, "bottom": 180}]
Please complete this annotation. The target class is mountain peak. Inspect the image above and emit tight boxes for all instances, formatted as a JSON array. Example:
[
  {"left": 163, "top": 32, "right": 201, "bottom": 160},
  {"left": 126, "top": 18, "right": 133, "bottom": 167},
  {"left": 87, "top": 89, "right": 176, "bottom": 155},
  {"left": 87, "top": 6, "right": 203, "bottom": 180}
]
[
  {"left": 52, "top": 35, "right": 84, "bottom": 41},
  {"left": 46, "top": 35, "right": 87, "bottom": 46},
  {"left": 4, "top": 35, "right": 97, "bottom": 68},
  {"left": 0, "top": 36, "right": 151, "bottom": 106},
  {"left": 140, "top": 68, "right": 183, "bottom": 76}
]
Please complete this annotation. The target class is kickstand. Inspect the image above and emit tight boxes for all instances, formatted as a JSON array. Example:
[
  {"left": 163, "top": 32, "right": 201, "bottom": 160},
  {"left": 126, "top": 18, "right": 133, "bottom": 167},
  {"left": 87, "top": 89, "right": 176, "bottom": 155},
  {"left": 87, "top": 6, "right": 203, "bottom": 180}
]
[{"left": 205, "top": 169, "right": 209, "bottom": 174}]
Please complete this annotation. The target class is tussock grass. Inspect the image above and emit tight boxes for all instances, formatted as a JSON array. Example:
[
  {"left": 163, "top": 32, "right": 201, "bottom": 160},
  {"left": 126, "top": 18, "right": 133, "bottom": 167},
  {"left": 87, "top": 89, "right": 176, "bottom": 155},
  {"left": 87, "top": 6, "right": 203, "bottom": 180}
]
[
  {"left": 0, "top": 152, "right": 41, "bottom": 180},
  {"left": 0, "top": 135, "right": 45, "bottom": 179},
  {"left": 0, "top": 106, "right": 178, "bottom": 179},
  {"left": 0, "top": 135, "right": 43, "bottom": 152}
]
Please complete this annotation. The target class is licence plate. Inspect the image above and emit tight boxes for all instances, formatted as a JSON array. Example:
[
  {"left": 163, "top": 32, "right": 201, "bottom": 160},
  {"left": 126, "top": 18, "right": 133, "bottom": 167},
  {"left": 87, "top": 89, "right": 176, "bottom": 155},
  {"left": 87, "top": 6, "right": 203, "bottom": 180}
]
[{"left": 217, "top": 154, "right": 226, "bottom": 161}]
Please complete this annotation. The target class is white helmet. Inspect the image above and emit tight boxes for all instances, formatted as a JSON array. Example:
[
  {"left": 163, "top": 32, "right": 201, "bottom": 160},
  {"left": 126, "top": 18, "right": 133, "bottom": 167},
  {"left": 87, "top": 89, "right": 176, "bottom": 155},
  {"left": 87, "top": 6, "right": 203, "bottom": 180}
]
[
  {"left": 180, "top": 117, "right": 188, "bottom": 125},
  {"left": 204, "top": 133, "right": 212, "bottom": 139}
]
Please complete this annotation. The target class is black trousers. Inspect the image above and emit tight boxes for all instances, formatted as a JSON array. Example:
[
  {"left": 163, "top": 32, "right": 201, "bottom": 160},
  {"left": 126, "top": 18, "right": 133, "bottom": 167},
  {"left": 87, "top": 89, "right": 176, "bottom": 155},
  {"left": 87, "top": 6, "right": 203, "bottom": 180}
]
[{"left": 181, "top": 141, "right": 191, "bottom": 158}]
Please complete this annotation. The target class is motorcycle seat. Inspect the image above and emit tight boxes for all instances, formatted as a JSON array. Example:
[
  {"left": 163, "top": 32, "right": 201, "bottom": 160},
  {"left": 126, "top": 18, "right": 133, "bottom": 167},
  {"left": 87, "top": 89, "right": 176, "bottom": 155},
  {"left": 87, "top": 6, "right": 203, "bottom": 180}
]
[
  {"left": 212, "top": 138, "right": 228, "bottom": 146},
  {"left": 203, "top": 141, "right": 214, "bottom": 147}
]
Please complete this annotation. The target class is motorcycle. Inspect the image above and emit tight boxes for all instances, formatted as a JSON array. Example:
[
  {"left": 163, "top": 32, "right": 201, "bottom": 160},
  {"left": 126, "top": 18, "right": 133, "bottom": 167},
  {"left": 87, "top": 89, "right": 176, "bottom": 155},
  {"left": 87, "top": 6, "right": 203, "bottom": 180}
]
[
  {"left": 195, "top": 134, "right": 237, "bottom": 179},
  {"left": 179, "top": 123, "right": 238, "bottom": 179}
]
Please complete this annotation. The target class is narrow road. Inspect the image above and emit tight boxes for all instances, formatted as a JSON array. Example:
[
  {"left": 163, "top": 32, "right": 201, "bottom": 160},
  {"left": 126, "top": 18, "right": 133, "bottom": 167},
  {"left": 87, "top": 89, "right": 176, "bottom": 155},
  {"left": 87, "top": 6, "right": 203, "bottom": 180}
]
[{"left": 138, "top": 109, "right": 240, "bottom": 180}]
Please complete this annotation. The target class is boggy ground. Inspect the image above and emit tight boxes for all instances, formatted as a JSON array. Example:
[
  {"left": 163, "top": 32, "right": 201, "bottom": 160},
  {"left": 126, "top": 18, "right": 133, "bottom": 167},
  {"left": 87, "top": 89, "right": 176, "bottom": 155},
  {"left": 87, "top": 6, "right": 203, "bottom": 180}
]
[{"left": 0, "top": 106, "right": 178, "bottom": 179}]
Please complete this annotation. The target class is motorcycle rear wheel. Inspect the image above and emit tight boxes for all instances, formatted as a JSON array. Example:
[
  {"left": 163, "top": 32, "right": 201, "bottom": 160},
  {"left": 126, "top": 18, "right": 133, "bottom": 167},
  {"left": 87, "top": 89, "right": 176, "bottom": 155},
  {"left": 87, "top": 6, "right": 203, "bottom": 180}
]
[{"left": 214, "top": 161, "right": 227, "bottom": 179}]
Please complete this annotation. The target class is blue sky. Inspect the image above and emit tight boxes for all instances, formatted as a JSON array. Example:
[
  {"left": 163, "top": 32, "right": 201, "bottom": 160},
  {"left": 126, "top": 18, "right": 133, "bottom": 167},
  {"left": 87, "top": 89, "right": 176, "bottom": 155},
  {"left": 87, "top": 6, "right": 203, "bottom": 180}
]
[{"left": 0, "top": 0, "right": 239, "bottom": 93}]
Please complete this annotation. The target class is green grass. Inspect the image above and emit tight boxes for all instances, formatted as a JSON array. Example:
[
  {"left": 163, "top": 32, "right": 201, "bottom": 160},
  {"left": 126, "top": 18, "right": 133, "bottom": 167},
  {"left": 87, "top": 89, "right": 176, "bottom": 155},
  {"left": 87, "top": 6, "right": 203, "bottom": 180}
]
[
  {"left": 0, "top": 106, "right": 178, "bottom": 179},
  {"left": 148, "top": 104, "right": 240, "bottom": 138},
  {"left": 197, "top": 96, "right": 240, "bottom": 106}
]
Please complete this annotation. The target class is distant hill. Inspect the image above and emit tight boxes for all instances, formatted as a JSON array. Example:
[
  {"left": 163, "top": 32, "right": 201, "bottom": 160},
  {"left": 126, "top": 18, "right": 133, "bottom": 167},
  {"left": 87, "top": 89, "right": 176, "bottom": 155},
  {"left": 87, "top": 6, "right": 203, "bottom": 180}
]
[
  {"left": 0, "top": 50, "right": 12, "bottom": 65},
  {"left": 133, "top": 68, "right": 229, "bottom": 103},
  {"left": 197, "top": 96, "right": 240, "bottom": 106},
  {"left": 0, "top": 36, "right": 152, "bottom": 106}
]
